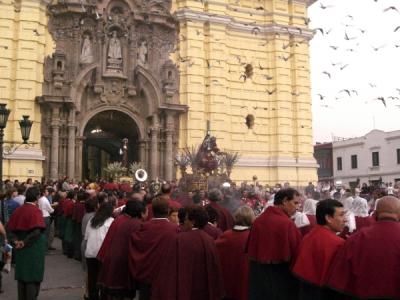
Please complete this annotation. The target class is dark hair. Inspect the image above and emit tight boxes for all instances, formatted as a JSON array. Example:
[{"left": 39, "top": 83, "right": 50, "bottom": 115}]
[
  {"left": 316, "top": 199, "right": 343, "bottom": 225},
  {"left": 6, "top": 188, "right": 16, "bottom": 199},
  {"left": 85, "top": 198, "right": 98, "bottom": 213},
  {"left": 67, "top": 190, "right": 75, "bottom": 200},
  {"left": 204, "top": 204, "right": 219, "bottom": 223},
  {"left": 273, "top": 188, "right": 300, "bottom": 205},
  {"left": 152, "top": 196, "right": 169, "bottom": 218},
  {"left": 161, "top": 183, "right": 171, "bottom": 194},
  {"left": 178, "top": 207, "right": 187, "bottom": 224},
  {"left": 208, "top": 188, "right": 222, "bottom": 202},
  {"left": 124, "top": 200, "right": 146, "bottom": 219},
  {"left": 187, "top": 206, "right": 208, "bottom": 229},
  {"left": 312, "top": 191, "right": 321, "bottom": 201},
  {"left": 17, "top": 185, "right": 26, "bottom": 195},
  {"left": 77, "top": 191, "right": 90, "bottom": 202},
  {"left": 97, "top": 192, "right": 108, "bottom": 205},
  {"left": 90, "top": 202, "right": 114, "bottom": 228},
  {"left": 25, "top": 187, "right": 40, "bottom": 203}
]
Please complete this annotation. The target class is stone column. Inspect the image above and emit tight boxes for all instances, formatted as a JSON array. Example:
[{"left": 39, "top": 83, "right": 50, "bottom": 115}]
[
  {"left": 76, "top": 137, "right": 84, "bottom": 180},
  {"left": 150, "top": 114, "right": 159, "bottom": 180},
  {"left": 164, "top": 112, "right": 174, "bottom": 181},
  {"left": 50, "top": 105, "right": 60, "bottom": 181},
  {"left": 67, "top": 109, "right": 76, "bottom": 179},
  {"left": 139, "top": 139, "right": 146, "bottom": 168}
]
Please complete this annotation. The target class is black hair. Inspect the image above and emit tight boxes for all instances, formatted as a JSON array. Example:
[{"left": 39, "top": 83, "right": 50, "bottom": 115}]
[
  {"left": 85, "top": 197, "right": 98, "bottom": 213},
  {"left": 17, "top": 185, "right": 26, "bottom": 195},
  {"left": 90, "top": 202, "right": 114, "bottom": 228},
  {"left": 273, "top": 188, "right": 300, "bottom": 205},
  {"left": 312, "top": 191, "right": 321, "bottom": 201},
  {"left": 208, "top": 189, "right": 222, "bottom": 202},
  {"left": 124, "top": 200, "right": 146, "bottom": 219},
  {"left": 316, "top": 199, "right": 343, "bottom": 225},
  {"left": 152, "top": 196, "right": 169, "bottom": 218},
  {"left": 25, "top": 187, "right": 40, "bottom": 203},
  {"left": 187, "top": 206, "right": 208, "bottom": 229},
  {"left": 67, "top": 190, "right": 75, "bottom": 200},
  {"left": 77, "top": 191, "right": 90, "bottom": 202},
  {"left": 161, "top": 183, "right": 171, "bottom": 194},
  {"left": 178, "top": 207, "right": 187, "bottom": 224},
  {"left": 204, "top": 204, "right": 219, "bottom": 223}
]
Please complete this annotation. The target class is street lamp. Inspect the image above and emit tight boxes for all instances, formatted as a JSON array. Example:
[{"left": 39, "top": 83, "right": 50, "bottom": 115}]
[{"left": 0, "top": 104, "right": 34, "bottom": 191}]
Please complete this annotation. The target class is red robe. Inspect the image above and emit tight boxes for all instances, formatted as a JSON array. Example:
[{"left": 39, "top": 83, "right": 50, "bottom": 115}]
[
  {"left": 97, "top": 214, "right": 142, "bottom": 293},
  {"left": 300, "top": 214, "right": 317, "bottom": 236},
  {"left": 104, "top": 182, "right": 119, "bottom": 191},
  {"left": 355, "top": 216, "right": 375, "bottom": 231},
  {"left": 202, "top": 223, "right": 223, "bottom": 240},
  {"left": 246, "top": 206, "right": 302, "bottom": 263},
  {"left": 215, "top": 228, "right": 250, "bottom": 300},
  {"left": 208, "top": 201, "right": 234, "bottom": 232},
  {"left": 292, "top": 225, "right": 344, "bottom": 286},
  {"left": 327, "top": 220, "right": 400, "bottom": 299},
  {"left": 129, "top": 219, "right": 179, "bottom": 300},
  {"left": 63, "top": 199, "right": 74, "bottom": 217},
  {"left": 72, "top": 201, "right": 85, "bottom": 223},
  {"left": 7, "top": 203, "right": 45, "bottom": 231},
  {"left": 177, "top": 229, "right": 224, "bottom": 300}
]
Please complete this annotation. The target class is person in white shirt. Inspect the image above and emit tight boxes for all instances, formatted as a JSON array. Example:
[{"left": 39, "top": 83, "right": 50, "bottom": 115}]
[
  {"left": 38, "top": 187, "right": 54, "bottom": 249},
  {"left": 84, "top": 202, "right": 114, "bottom": 300}
]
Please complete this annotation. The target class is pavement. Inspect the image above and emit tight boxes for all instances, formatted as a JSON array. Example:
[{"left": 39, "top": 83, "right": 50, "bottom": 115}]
[{"left": 2, "top": 239, "right": 84, "bottom": 300}]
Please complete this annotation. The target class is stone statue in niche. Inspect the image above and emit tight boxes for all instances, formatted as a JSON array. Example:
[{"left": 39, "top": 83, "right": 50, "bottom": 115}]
[
  {"left": 80, "top": 34, "right": 94, "bottom": 64},
  {"left": 107, "top": 30, "right": 122, "bottom": 70},
  {"left": 138, "top": 41, "right": 148, "bottom": 66}
]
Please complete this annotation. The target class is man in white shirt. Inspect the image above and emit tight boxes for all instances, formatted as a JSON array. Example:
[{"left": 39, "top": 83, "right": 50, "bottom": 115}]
[{"left": 38, "top": 188, "right": 54, "bottom": 250}]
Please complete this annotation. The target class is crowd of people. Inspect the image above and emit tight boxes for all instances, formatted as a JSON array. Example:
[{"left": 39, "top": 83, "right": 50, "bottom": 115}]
[{"left": 0, "top": 177, "right": 400, "bottom": 300}]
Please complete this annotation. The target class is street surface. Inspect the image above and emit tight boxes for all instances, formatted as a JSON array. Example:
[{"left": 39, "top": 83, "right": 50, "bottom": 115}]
[{"left": 3, "top": 239, "right": 84, "bottom": 300}]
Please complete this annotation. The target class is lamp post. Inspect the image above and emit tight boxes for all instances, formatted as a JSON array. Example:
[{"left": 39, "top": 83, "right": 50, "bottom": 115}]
[{"left": 0, "top": 104, "right": 33, "bottom": 191}]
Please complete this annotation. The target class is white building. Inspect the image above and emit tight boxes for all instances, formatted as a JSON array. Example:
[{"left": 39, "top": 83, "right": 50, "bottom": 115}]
[{"left": 333, "top": 130, "right": 400, "bottom": 187}]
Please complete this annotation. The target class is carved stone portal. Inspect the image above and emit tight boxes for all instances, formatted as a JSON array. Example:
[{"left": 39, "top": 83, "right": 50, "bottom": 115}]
[{"left": 38, "top": 0, "right": 186, "bottom": 181}]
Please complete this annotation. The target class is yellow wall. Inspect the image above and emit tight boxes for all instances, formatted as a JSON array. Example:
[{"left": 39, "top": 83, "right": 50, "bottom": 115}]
[
  {"left": 173, "top": 0, "right": 318, "bottom": 187},
  {"left": 0, "top": 0, "right": 53, "bottom": 180}
]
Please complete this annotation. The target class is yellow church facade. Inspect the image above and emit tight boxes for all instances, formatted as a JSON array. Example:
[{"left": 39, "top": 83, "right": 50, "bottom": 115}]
[{"left": 0, "top": 0, "right": 317, "bottom": 187}]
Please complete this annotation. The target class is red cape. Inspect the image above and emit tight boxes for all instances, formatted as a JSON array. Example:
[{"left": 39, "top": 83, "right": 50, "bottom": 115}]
[
  {"left": 215, "top": 228, "right": 250, "bottom": 300},
  {"left": 292, "top": 225, "right": 344, "bottom": 286},
  {"left": 104, "top": 182, "right": 119, "bottom": 191},
  {"left": 97, "top": 214, "right": 142, "bottom": 291},
  {"left": 246, "top": 206, "right": 302, "bottom": 263},
  {"left": 177, "top": 229, "right": 224, "bottom": 300},
  {"left": 55, "top": 198, "right": 66, "bottom": 215},
  {"left": 202, "top": 223, "right": 223, "bottom": 240},
  {"left": 299, "top": 214, "right": 317, "bottom": 236},
  {"left": 355, "top": 216, "right": 375, "bottom": 231},
  {"left": 63, "top": 199, "right": 74, "bottom": 217},
  {"left": 327, "top": 221, "right": 400, "bottom": 299},
  {"left": 209, "top": 202, "right": 234, "bottom": 232},
  {"left": 7, "top": 203, "right": 45, "bottom": 231},
  {"left": 129, "top": 219, "right": 179, "bottom": 300},
  {"left": 119, "top": 183, "right": 132, "bottom": 193},
  {"left": 72, "top": 201, "right": 85, "bottom": 223}
]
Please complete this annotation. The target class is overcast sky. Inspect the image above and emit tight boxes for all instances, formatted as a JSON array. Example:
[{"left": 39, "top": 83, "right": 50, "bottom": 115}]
[{"left": 309, "top": 0, "right": 400, "bottom": 142}]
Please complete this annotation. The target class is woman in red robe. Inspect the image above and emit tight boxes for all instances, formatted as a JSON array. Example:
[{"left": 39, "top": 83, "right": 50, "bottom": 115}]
[
  {"left": 97, "top": 200, "right": 146, "bottom": 299},
  {"left": 215, "top": 205, "right": 255, "bottom": 300}
]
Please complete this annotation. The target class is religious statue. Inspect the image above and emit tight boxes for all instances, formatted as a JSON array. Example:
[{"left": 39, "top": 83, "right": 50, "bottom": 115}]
[
  {"left": 79, "top": 34, "right": 94, "bottom": 64},
  {"left": 107, "top": 30, "right": 122, "bottom": 69},
  {"left": 138, "top": 41, "right": 148, "bottom": 65}
]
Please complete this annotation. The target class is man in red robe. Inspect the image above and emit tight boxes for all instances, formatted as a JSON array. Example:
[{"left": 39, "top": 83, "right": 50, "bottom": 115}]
[
  {"left": 98, "top": 200, "right": 147, "bottom": 299},
  {"left": 246, "top": 188, "right": 302, "bottom": 300},
  {"left": 216, "top": 205, "right": 255, "bottom": 300},
  {"left": 207, "top": 188, "right": 234, "bottom": 232},
  {"left": 177, "top": 205, "right": 223, "bottom": 300},
  {"left": 327, "top": 196, "right": 400, "bottom": 299},
  {"left": 146, "top": 183, "right": 181, "bottom": 220},
  {"left": 292, "top": 199, "right": 346, "bottom": 299},
  {"left": 203, "top": 205, "right": 223, "bottom": 240},
  {"left": 129, "top": 196, "right": 178, "bottom": 300}
]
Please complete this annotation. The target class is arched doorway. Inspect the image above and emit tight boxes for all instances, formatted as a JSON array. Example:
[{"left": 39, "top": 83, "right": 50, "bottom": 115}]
[{"left": 82, "top": 110, "right": 140, "bottom": 180}]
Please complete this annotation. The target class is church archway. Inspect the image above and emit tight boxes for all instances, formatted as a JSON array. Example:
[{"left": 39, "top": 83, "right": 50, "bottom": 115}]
[{"left": 82, "top": 110, "right": 140, "bottom": 180}]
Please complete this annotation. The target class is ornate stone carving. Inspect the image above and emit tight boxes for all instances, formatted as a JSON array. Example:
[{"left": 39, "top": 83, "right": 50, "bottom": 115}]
[
  {"left": 80, "top": 34, "right": 94, "bottom": 64},
  {"left": 107, "top": 30, "right": 123, "bottom": 71}
]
